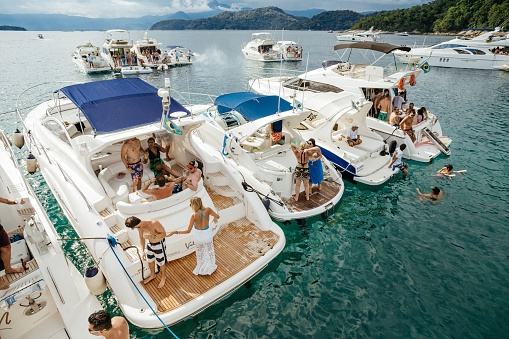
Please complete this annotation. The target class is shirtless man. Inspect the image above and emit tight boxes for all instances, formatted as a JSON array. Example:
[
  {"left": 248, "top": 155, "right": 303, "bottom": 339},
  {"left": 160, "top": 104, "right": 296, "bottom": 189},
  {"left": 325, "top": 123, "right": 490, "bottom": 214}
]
[
  {"left": 140, "top": 174, "right": 177, "bottom": 201},
  {"left": 173, "top": 161, "right": 202, "bottom": 192},
  {"left": 416, "top": 186, "right": 444, "bottom": 201},
  {"left": 377, "top": 90, "right": 391, "bottom": 122},
  {"left": 121, "top": 137, "right": 144, "bottom": 191},
  {"left": 125, "top": 216, "right": 168, "bottom": 288},
  {"left": 88, "top": 310, "right": 129, "bottom": 339},
  {"left": 400, "top": 110, "right": 416, "bottom": 143},
  {"left": 389, "top": 108, "right": 402, "bottom": 126}
]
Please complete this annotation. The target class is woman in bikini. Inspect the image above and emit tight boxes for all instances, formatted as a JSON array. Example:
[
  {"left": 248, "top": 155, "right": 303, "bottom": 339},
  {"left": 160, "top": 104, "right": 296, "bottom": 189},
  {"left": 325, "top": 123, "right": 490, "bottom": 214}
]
[
  {"left": 145, "top": 137, "right": 177, "bottom": 177},
  {"left": 291, "top": 141, "right": 311, "bottom": 201},
  {"left": 169, "top": 196, "right": 220, "bottom": 275}
]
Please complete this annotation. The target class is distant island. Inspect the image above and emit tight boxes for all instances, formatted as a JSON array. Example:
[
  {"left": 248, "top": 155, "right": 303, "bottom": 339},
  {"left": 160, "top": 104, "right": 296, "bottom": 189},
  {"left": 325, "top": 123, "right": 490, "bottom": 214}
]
[{"left": 0, "top": 25, "right": 26, "bottom": 31}]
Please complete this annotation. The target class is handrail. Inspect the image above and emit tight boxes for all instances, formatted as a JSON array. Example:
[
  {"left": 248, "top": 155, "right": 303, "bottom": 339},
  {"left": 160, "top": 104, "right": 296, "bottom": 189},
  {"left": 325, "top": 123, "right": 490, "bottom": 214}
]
[
  {"left": 0, "top": 279, "right": 44, "bottom": 303},
  {"left": 54, "top": 161, "right": 93, "bottom": 210},
  {"left": 47, "top": 267, "right": 65, "bottom": 304}
]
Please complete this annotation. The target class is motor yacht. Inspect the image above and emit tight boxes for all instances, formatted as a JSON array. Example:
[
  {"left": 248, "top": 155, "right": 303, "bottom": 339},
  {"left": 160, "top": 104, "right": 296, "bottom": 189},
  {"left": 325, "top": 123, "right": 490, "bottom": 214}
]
[
  {"left": 72, "top": 42, "right": 111, "bottom": 74},
  {"left": 394, "top": 25, "right": 509, "bottom": 70},
  {"left": 0, "top": 131, "right": 102, "bottom": 338},
  {"left": 273, "top": 41, "right": 302, "bottom": 61},
  {"left": 130, "top": 31, "right": 166, "bottom": 69},
  {"left": 193, "top": 92, "right": 344, "bottom": 220},
  {"left": 119, "top": 65, "right": 153, "bottom": 75},
  {"left": 101, "top": 29, "right": 133, "bottom": 68},
  {"left": 249, "top": 42, "right": 452, "bottom": 165},
  {"left": 336, "top": 27, "right": 381, "bottom": 42},
  {"left": 241, "top": 32, "right": 281, "bottom": 62},
  {"left": 163, "top": 46, "right": 193, "bottom": 66},
  {"left": 20, "top": 78, "right": 286, "bottom": 329}
]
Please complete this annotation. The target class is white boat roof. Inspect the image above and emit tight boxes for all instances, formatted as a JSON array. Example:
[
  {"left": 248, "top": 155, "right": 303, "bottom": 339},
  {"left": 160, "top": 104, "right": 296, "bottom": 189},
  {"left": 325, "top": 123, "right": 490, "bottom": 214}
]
[
  {"left": 230, "top": 109, "right": 306, "bottom": 139},
  {"left": 298, "top": 92, "right": 360, "bottom": 119},
  {"left": 252, "top": 32, "right": 273, "bottom": 39}
]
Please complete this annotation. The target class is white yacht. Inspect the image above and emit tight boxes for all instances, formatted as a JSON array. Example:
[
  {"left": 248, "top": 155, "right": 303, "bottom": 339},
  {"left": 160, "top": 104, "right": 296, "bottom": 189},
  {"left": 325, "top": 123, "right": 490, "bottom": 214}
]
[
  {"left": 72, "top": 42, "right": 111, "bottom": 74},
  {"left": 241, "top": 32, "right": 281, "bottom": 62},
  {"left": 273, "top": 41, "right": 302, "bottom": 61},
  {"left": 101, "top": 29, "right": 133, "bottom": 68},
  {"left": 249, "top": 42, "right": 452, "bottom": 166},
  {"left": 21, "top": 78, "right": 286, "bottom": 329},
  {"left": 0, "top": 131, "right": 102, "bottom": 338},
  {"left": 130, "top": 31, "right": 166, "bottom": 69},
  {"left": 163, "top": 46, "right": 193, "bottom": 66},
  {"left": 336, "top": 27, "right": 381, "bottom": 42},
  {"left": 194, "top": 92, "right": 344, "bottom": 220},
  {"left": 120, "top": 65, "right": 153, "bottom": 75},
  {"left": 394, "top": 26, "right": 509, "bottom": 70}
]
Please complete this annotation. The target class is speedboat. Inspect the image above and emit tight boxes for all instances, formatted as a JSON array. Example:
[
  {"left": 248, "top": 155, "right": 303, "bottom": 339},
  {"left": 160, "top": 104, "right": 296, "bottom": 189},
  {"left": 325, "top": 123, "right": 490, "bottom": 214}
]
[
  {"left": 336, "top": 27, "right": 381, "bottom": 42},
  {"left": 273, "top": 41, "right": 302, "bottom": 61},
  {"left": 194, "top": 92, "right": 344, "bottom": 220},
  {"left": 241, "top": 32, "right": 281, "bottom": 62},
  {"left": 120, "top": 65, "right": 153, "bottom": 75},
  {"left": 249, "top": 42, "right": 452, "bottom": 164},
  {"left": 37, "top": 34, "right": 44, "bottom": 39},
  {"left": 163, "top": 46, "right": 193, "bottom": 66},
  {"left": 0, "top": 131, "right": 102, "bottom": 338},
  {"left": 130, "top": 31, "right": 166, "bottom": 69},
  {"left": 101, "top": 29, "right": 133, "bottom": 68},
  {"left": 20, "top": 78, "right": 285, "bottom": 329},
  {"left": 394, "top": 25, "right": 509, "bottom": 70},
  {"left": 72, "top": 42, "right": 111, "bottom": 74}
]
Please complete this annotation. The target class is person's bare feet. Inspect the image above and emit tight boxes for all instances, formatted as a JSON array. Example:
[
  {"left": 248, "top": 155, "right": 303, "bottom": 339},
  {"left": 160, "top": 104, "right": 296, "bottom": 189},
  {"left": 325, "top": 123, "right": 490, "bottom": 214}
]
[
  {"left": 294, "top": 196, "right": 299, "bottom": 202},
  {"left": 0, "top": 280, "right": 9, "bottom": 290},
  {"left": 5, "top": 267, "right": 24, "bottom": 274},
  {"left": 158, "top": 277, "right": 166, "bottom": 289},
  {"left": 142, "top": 275, "right": 156, "bottom": 285}
]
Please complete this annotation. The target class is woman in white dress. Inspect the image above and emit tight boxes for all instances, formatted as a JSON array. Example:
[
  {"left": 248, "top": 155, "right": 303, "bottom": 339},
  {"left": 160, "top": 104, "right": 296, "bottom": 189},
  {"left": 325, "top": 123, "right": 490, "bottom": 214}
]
[{"left": 171, "top": 196, "right": 220, "bottom": 275}]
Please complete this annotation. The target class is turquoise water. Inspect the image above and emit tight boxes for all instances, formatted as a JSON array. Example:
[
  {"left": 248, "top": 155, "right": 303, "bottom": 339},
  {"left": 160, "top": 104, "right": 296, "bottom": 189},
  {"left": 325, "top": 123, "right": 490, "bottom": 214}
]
[{"left": 1, "top": 30, "right": 508, "bottom": 338}]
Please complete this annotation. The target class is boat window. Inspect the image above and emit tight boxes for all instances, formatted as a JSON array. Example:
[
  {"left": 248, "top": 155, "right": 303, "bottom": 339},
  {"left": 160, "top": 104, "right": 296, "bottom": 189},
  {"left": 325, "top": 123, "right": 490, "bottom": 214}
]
[
  {"left": 282, "top": 78, "right": 343, "bottom": 93},
  {"left": 43, "top": 120, "right": 71, "bottom": 145},
  {"left": 432, "top": 44, "right": 467, "bottom": 49},
  {"left": 466, "top": 48, "right": 486, "bottom": 55},
  {"left": 453, "top": 49, "right": 471, "bottom": 54}
]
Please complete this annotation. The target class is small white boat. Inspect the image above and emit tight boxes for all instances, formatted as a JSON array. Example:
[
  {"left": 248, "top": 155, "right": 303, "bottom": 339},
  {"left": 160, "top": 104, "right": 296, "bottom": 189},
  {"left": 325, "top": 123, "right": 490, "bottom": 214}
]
[
  {"left": 163, "top": 45, "right": 193, "bottom": 66},
  {"left": 249, "top": 42, "right": 452, "bottom": 168},
  {"left": 120, "top": 65, "right": 153, "bottom": 75},
  {"left": 194, "top": 92, "right": 344, "bottom": 220},
  {"left": 37, "top": 34, "right": 44, "bottom": 39},
  {"left": 241, "top": 32, "right": 281, "bottom": 62},
  {"left": 131, "top": 31, "right": 165, "bottom": 68},
  {"left": 394, "top": 23, "right": 509, "bottom": 70},
  {"left": 395, "top": 32, "right": 409, "bottom": 36},
  {"left": 101, "top": 29, "right": 133, "bottom": 68},
  {"left": 273, "top": 41, "right": 302, "bottom": 61},
  {"left": 72, "top": 42, "right": 111, "bottom": 74},
  {"left": 21, "top": 78, "right": 286, "bottom": 329},
  {"left": 336, "top": 27, "right": 381, "bottom": 42},
  {"left": 0, "top": 131, "right": 102, "bottom": 338}
]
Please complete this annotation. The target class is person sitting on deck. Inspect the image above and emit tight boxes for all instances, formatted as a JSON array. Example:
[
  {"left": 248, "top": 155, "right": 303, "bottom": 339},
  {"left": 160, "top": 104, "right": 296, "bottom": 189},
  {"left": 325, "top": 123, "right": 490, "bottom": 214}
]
[
  {"left": 346, "top": 125, "right": 362, "bottom": 147},
  {"left": 171, "top": 161, "right": 203, "bottom": 193},
  {"left": 144, "top": 137, "right": 178, "bottom": 177},
  {"left": 399, "top": 110, "right": 417, "bottom": 143},
  {"left": 270, "top": 120, "right": 284, "bottom": 145},
  {"left": 139, "top": 174, "right": 178, "bottom": 202}
]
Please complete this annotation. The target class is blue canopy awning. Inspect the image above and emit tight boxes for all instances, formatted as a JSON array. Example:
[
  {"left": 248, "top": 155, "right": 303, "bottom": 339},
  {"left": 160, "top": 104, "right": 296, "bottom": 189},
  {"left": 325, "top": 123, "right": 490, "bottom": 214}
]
[
  {"left": 59, "top": 78, "right": 189, "bottom": 134},
  {"left": 214, "top": 92, "right": 293, "bottom": 121}
]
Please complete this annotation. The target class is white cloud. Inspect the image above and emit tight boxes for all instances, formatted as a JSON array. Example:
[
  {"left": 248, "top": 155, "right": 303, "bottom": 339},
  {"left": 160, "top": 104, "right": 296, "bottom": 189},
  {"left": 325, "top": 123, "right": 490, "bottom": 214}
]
[{"left": 0, "top": 0, "right": 432, "bottom": 18}]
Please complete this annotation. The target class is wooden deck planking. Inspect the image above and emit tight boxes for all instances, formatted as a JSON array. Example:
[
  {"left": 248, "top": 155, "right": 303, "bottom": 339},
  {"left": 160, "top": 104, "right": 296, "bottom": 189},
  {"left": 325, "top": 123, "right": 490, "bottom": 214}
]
[
  {"left": 142, "top": 218, "right": 279, "bottom": 313},
  {"left": 1, "top": 259, "right": 38, "bottom": 285},
  {"left": 282, "top": 178, "right": 341, "bottom": 213}
]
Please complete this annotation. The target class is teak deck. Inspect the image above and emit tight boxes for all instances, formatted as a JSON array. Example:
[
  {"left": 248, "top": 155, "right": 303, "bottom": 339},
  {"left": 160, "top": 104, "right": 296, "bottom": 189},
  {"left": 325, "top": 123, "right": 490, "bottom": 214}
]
[
  {"left": 282, "top": 178, "right": 340, "bottom": 212},
  {"left": 142, "top": 218, "right": 279, "bottom": 314}
]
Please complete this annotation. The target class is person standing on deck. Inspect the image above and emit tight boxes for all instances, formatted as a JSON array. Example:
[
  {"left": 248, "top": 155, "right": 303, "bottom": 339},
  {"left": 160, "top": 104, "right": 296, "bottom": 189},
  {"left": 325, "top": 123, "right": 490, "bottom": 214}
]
[{"left": 121, "top": 137, "right": 144, "bottom": 192}]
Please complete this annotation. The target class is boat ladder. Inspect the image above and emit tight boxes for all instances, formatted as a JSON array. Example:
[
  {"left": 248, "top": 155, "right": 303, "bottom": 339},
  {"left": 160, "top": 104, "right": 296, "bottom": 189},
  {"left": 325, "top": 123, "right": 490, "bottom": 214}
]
[{"left": 422, "top": 128, "right": 451, "bottom": 155}]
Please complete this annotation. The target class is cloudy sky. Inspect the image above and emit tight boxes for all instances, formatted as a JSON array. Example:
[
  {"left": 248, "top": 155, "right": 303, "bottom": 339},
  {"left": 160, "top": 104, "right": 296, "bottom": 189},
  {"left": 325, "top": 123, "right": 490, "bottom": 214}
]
[{"left": 0, "top": 0, "right": 433, "bottom": 18}]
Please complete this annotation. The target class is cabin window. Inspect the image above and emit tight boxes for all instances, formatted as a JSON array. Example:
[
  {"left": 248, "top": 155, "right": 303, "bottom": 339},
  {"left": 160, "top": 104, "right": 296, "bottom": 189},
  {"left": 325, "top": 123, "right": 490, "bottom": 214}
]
[
  {"left": 466, "top": 48, "right": 486, "bottom": 55},
  {"left": 282, "top": 77, "right": 343, "bottom": 93},
  {"left": 453, "top": 49, "right": 471, "bottom": 54},
  {"left": 432, "top": 44, "right": 467, "bottom": 50}
]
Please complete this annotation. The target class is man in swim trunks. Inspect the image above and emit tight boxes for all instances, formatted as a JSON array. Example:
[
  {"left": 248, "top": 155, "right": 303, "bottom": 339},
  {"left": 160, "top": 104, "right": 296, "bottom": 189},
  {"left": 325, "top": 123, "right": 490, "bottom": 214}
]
[
  {"left": 173, "top": 161, "right": 203, "bottom": 192},
  {"left": 399, "top": 111, "right": 417, "bottom": 143},
  {"left": 125, "top": 216, "right": 168, "bottom": 288},
  {"left": 121, "top": 137, "right": 144, "bottom": 191},
  {"left": 377, "top": 90, "right": 391, "bottom": 122},
  {"left": 388, "top": 143, "right": 409, "bottom": 179},
  {"left": 141, "top": 174, "right": 177, "bottom": 201}
]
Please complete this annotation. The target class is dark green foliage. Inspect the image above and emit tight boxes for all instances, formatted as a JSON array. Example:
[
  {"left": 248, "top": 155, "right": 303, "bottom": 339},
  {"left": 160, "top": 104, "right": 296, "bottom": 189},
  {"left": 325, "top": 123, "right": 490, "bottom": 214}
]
[
  {"left": 0, "top": 25, "right": 26, "bottom": 31},
  {"left": 353, "top": 0, "right": 509, "bottom": 32}
]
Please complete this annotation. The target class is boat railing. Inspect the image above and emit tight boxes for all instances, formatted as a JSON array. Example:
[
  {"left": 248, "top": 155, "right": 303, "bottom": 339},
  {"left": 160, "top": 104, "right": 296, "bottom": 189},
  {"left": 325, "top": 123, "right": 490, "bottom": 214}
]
[{"left": 172, "top": 91, "right": 217, "bottom": 107}]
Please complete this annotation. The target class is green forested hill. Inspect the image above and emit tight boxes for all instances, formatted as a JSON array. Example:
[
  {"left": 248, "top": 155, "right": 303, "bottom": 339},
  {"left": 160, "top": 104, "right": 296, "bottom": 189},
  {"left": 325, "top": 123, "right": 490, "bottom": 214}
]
[
  {"left": 354, "top": 0, "right": 509, "bottom": 32},
  {"left": 0, "top": 25, "right": 26, "bottom": 31}
]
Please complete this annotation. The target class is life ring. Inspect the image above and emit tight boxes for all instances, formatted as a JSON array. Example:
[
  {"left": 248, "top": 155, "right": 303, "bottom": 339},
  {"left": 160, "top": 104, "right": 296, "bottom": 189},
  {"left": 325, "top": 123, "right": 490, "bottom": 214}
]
[
  {"left": 409, "top": 74, "right": 416, "bottom": 86},
  {"left": 398, "top": 78, "right": 405, "bottom": 90}
]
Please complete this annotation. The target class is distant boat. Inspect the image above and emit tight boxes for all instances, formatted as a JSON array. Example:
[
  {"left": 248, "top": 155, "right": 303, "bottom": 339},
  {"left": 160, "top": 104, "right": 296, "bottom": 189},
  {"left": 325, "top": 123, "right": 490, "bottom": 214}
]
[
  {"left": 395, "top": 32, "right": 409, "bottom": 36},
  {"left": 37, "top": 33, "right": 44, "bottom": 39},
  {"left": 327, "top": 30, "right": 333, "bottom": 33},
  {"left": 336, "top": 27, "right": 381, "bottom": 42}
]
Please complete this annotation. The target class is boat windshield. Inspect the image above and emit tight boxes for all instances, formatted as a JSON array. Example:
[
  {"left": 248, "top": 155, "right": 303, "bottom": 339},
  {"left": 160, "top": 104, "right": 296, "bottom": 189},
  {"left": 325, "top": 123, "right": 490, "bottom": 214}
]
[
  {"left": 432, "top": 44, "right": 467, "bottom": 49},
  {"left": 282, "top": 77, "right": 344, "bottom": 93}
]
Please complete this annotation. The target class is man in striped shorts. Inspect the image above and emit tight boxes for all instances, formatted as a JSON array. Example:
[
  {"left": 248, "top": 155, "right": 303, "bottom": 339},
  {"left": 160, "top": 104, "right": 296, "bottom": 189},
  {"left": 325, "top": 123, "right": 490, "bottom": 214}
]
[{"left": 125, "top": 216, "right": 168, "bottom": 288}]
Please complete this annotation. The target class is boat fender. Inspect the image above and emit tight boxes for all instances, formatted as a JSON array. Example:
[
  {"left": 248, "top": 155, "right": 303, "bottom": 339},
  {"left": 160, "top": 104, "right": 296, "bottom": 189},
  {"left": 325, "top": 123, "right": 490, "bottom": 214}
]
[
  {"left": 409, "top": 74, "right": 416, "bottom": 86},
  {"left": 398, "top": 78, "right": 405, "bottom": 91},
  {"left": 388, "top": 140, "right": 398, "bottom": 154},
  {"left": 26, "top": 153, "right": 37, "bottom": 174},
  {"left": 85, "top": 266, "right": 107, "bottom": 295},
  {"left": 261, "top": 196, "right": 270, "bottom": 211},
  {"left": 13, "top": 128, "right": 25, "bottom": 148}
]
